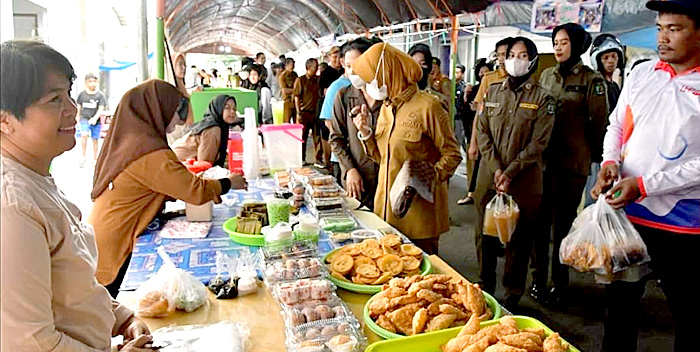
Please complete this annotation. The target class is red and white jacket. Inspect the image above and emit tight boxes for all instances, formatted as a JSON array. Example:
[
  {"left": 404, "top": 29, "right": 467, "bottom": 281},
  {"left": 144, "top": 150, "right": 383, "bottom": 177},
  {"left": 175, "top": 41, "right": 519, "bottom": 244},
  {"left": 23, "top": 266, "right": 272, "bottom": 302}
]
[{"left": 602, "top": 60, "right": 700, "bottom": 234}]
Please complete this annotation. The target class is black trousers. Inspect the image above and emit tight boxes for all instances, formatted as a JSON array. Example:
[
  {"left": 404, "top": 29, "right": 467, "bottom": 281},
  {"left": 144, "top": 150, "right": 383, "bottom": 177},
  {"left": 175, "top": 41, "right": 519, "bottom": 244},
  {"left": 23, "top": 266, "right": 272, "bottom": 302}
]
[
  {"left": 300, "top": 112, "right": 322, "bottom": 164},
  {"left": 603, "top": 225, "right": 700, "bottom": 352},
  {"left": 105, "top": 253, "right": 132, "bottom": 298},
  {"left": 532, "top": 171, "right": 588, "bottom": 288}
]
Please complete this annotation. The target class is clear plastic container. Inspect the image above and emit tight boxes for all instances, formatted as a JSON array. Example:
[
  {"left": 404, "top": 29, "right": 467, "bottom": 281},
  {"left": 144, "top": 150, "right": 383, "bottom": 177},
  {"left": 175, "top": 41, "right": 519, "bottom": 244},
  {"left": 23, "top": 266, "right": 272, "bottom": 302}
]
[
  {"left": 267, "top": 199, "right": 291, "bottom": 227},
  {"left": 260, "top": 124, "right": 304, "bottom": 172},
  {"left": 319, "top": 213, "right": 357, "bottom": 232},
  {"left": 273, "top": 279, "right": 336, "bottom": 307},
  {"left": 281, "top": 298, "right": 352, "bottom": 327},
  {"left": 286, "top": 317, "right": 366, "bottom": 352},
  {"left": 264, "top": 257, "right": 326, "bottom": 283},
  {"left": 306, "top": 175, "right": 336, "bottom": 187}
]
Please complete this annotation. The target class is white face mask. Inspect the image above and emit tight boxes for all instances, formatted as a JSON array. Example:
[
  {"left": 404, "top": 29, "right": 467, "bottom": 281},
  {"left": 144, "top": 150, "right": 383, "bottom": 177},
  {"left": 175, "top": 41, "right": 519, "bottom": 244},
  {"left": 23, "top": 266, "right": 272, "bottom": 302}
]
[
  {"left": 504, "top": 58, "right": 530, "bottom": 77},
  {"left": 239, "top": 71, "right": 249, "bottom": 80},
  {"left": 348, "top": 74, "right": 366, "bottom": 89},
  {"left": 366, "top": 44, "right": 389, "bottom": 101}
]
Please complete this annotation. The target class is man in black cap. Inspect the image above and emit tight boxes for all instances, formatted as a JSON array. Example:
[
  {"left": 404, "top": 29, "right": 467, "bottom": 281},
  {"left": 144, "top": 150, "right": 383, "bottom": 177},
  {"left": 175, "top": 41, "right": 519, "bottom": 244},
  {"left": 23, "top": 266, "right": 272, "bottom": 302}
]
[{"left": 593, "top": 1, "right": 700, "bottom": 351}]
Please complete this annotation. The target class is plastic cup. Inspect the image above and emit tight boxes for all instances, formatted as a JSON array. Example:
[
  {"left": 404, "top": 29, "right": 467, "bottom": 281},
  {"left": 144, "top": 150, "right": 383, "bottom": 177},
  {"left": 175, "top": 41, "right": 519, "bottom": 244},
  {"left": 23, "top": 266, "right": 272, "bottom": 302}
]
[
  {"left": 272, "top": 100, "right": 285, "bottom": 125},
  {"left": 267, "top": 199, "right": 290, "bottom": 227}
]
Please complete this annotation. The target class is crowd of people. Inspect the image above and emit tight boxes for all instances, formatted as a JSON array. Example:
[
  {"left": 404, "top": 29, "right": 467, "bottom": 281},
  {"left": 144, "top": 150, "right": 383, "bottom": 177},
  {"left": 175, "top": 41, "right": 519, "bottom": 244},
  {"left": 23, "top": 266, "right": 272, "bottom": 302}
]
[{"left": 1, "top": 1, "right": 698, "bottom": 351}]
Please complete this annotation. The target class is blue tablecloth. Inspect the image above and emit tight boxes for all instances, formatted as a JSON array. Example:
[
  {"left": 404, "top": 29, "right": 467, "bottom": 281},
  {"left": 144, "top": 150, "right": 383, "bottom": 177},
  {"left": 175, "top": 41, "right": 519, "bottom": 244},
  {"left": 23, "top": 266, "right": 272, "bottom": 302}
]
[{"left": 120, "top": 178, "right": 340, "bottom": 291}]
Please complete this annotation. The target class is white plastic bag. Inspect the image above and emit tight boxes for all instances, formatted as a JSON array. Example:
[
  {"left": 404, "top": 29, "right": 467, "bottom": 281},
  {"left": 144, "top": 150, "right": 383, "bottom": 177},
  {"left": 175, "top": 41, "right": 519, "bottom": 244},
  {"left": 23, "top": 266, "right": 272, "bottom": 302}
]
[
  {"left": 482, "top": 192, "right": 520, "bottom": 243},
  {"left": 389, "top": 160, "right": 435, "bottom": 219},
  {"left": 560, "top": 198, "right": 651, "bottom": 279},
  {"left": 134, "top": 247, "right": 207, "bottom": 317},
  {"left": 151, "top": 321, "right": 250, "bottom": 352}
]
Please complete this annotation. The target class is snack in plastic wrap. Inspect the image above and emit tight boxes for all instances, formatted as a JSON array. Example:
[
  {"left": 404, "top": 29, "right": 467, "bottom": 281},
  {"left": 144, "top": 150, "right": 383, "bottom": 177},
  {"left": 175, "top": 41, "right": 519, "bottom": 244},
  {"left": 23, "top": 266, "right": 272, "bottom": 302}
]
[
  {"left": 307, "top": 175, "right": 336, "bottom": 186},
  {"left": 150, "top": 320, "right": 249, "bottom": 352},
  {"left": 560, "top": 198, "right": 650, "bottom": 280},
  {"left": 134, "top": 247, "right": 206, "bottom": 317},
  {"left": 483, "top": 192, "right": 520, "bottom": 243},
  {"left": 369, "top": 276, "right": 492, "bottom": 336},
  {"left": 208, "top": 250, "right": 260, "bottom": 299},
  {"left": 274, "top": 279, "right": 335, "bottom": 307},
  {"left": 267, "top": 199, "right": 291, "bottom": 227},
  {"left": 286, "top": 317, "right": 366, "bottom": 352},
  {"left": 320, "top": 214, "right": 357, "bottom": 232},
  {"left": 261, "top": 240, "right": 318, "bottom": 263}
]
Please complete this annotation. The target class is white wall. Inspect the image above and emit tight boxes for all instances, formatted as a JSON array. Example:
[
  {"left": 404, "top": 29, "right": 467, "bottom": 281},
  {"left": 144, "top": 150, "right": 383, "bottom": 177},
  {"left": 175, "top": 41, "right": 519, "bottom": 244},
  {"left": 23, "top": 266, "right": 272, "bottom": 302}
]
[
  {"left": 2, "top": 0, "right": 15, "bottom": 42},
  {"left": 475, "top": 26, "right": 553, "bottom": 62}
]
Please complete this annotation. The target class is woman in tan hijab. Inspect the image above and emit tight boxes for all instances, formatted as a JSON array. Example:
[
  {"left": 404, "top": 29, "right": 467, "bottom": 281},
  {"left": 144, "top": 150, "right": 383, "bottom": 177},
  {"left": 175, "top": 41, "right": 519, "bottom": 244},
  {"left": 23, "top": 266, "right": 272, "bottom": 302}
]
[
  {"left": 89, "top": 79, "right": 246, "bottom": 297},
  {"left": 351, "top": 43, "right": 462, "bottom": 254}
]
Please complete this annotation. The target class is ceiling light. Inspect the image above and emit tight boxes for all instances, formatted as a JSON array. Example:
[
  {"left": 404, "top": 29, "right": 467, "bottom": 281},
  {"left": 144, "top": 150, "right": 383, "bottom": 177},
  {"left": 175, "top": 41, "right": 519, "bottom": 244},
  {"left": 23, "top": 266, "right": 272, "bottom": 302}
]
[
  {"left": 219, "top": 45, "right": 225, "bottom": 51},
  {"left": 225, "top": 47, "right": 232, "bottom": 53}
]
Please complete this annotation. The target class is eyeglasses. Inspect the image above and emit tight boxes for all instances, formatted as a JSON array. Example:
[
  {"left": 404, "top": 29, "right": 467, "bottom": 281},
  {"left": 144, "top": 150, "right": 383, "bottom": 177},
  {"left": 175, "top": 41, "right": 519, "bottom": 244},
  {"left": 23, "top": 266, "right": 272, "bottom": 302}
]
[{"left": 176, "top": 97, "right": 189, "bottom": 121}]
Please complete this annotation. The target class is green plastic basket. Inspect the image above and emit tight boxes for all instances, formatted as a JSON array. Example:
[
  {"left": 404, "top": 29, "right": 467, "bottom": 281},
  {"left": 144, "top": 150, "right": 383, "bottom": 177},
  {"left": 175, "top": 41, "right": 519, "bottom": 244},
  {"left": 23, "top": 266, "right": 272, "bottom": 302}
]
[
  {"left": 365, "top": 315, "right": 580, "bottom": 351},
  {"left": 222, "top": 217, "right": 265, "bottom": 246},
  {"left": 363, "top": 289, "right": 502, "bottom": 340},
  {"left": 322, "top": 249, "right": 432, "bottom": 294}
]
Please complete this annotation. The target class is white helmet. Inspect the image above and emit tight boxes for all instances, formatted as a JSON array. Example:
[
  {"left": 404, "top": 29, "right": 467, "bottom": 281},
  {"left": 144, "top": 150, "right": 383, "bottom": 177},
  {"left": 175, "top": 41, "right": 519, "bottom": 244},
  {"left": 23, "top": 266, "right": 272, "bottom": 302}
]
[{"left": 590, "top": 34, "right": 625, "bottom": 72}]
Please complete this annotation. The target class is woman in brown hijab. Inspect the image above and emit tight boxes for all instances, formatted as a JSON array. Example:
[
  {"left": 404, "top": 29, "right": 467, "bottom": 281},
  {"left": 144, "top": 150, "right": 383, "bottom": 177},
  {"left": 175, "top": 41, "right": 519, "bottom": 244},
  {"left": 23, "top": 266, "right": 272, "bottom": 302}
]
[
  {"left": 351, "top": 43, "right": 462, "bottom": 254},
  {"left": 88, "top": 79, "right": 246, "bottom": 297}
]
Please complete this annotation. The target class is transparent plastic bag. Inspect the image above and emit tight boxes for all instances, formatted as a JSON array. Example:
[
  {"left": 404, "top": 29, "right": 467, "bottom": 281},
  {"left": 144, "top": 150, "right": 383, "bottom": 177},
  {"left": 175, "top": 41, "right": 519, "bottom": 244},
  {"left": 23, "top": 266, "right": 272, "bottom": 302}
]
[
  {"left": 134, "top": 247, "right": 207, "bottom": 317},
  {"left": 209, "top": 250, "right": 261, "bottom": 299},
  {"left": 151, "top": 320, "right": 249, "bottom": 352},
  {"left": 560, "top": 198, "right": 651, "bottom": 278},
  {"left": 482, "top": 192, "right": 520, "bottom": 243}
]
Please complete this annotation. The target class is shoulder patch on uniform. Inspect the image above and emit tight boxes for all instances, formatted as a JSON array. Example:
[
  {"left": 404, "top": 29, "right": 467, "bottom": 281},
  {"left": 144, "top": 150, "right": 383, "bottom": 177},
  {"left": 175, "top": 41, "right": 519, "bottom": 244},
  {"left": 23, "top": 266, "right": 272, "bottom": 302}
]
[
  {"left": 546, "top": 101, "right": 556, "bottom": 115},
  {"left": 594, "top": 81, "right": 605, "bottom": 96}
]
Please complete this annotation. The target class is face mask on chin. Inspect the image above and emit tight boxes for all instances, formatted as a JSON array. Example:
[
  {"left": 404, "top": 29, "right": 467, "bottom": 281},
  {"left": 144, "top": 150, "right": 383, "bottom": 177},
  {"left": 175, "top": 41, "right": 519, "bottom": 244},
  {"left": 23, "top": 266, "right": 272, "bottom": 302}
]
[
  {"left": 366, "top": 44, "right": 389, "bottom": 101},
  {"left": 348, "top": 74, "right": 366, "bottom": 89},
  {"left": 417, "top": 67, "right": 431, "bottom": 90},
  {"left": 239, "top": 72, "right": 249, "bottom": 80}
]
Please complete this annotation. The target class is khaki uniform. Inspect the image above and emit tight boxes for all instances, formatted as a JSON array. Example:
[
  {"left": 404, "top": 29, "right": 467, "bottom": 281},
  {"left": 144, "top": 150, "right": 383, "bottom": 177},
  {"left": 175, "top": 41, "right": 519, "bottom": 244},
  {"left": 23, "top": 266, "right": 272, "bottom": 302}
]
[
  {"left": 278, "top": 70, "right": 298, "bottom": 123},
  {"left": 474, "top": 75, "right": 556, "bottom": 299},
  {"left": 533, "top": 60, "right": 609, "bottom": 289},
  {"left": 363, "top": 87, "right": 462, "bottom": 243}
]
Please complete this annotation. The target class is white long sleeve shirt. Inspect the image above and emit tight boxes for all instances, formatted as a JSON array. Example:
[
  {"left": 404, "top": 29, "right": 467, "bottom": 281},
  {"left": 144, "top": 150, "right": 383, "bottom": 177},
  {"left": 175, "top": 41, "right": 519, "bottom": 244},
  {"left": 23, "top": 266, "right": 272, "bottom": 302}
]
[
  {"left": 602, "top": 60, "right": 700, "bottom": 234},
  {"left": 1, "top": 157, "right": 133, "bottom": 351}
]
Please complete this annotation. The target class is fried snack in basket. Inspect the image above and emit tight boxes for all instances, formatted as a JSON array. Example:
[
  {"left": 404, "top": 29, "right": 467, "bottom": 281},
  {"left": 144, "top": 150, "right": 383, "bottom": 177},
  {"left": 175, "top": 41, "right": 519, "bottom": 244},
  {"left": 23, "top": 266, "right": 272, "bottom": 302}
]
[
  {"left": 543, "top": 333, "right": 567, "bottom": 352},
  {"left": 442, "top": 316, "right": 569, "bottom": 352},
  {"left": 380, "top": 234, "right": 402, "bottom": 248},
  {"left": 327, "top": 238, "right": 425, "bottom": 285},
  {"left": 372, "top": 275, "right": 494, "bottom": 337},
  {"left": 331, "top": 270, "right": 350, "bottom": 282},
  {"left": 387, "top": 304, "right": 421, "bottom": 335},
  {"left": 426, "top": 313, "right": 457, "bottom": 332},
  {"left": 376, "top": 314, "right": 396, "bottom": 333},
  {"left": 331, "top": 254, "right": 354, "bottom": 275},
  {"left": 401, "top": 244, "right": 423, "bottom": 258},
  {"left": 378, "top": 254, "right": 404, "bottom": 275},
  {"left": 412, "top": 307, "right": 429, "bottom": 335}
]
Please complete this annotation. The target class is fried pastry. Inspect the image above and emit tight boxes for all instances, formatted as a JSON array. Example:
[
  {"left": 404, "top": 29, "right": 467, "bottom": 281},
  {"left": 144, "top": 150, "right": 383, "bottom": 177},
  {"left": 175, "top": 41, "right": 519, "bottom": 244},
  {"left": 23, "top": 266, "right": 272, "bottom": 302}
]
[
  {"left": 459, "top": 313, "right": 481, "bottom": 336},
  {"left": 499, "top": 333, "right": 543, "bottom": 351},
  {"left": 382, "top": 286, "right": 407, "bottom": 300},
  {"left": 523, "top": 328, "right": 546, "bottom": 340},
  {"left": 357, "top": 264, "right": 381, "bottom": 279},
  {"left": 330, "top": 270, "right": 350, "bottom": 282},
  {"left": 439, "top": 304, "right": 461, "bottom": 315},
  {"left": 368, "top": 297, "right": 391, "bottom": 317},
  {"left": 417, "top": 288, "right": 443, "bottom": 302},
  {"left": 412, "top": 308, "right": 429, "bottom": 335},
  {"left": 380, "top": 234, "right": 402, "bottom": 248},
  {"left": 372, "top": 271, "right": 394, "bottom": 285},
  {"left": 543, "top": 333, "right": 567, "bottom": 352},
  {"left": 401, "top": 244, "right": 423, "bottom": 258},
  {"left": 464, "top": 335, "right": 496, "bottom": 352},
  {"left": 408, "top": 278, "right": 437, "bottom": 296},
  {"left": 388, "top": 277, "right": 407, "bottom": 288},
  {"left": 483, "top": 343, "right": 527, "bottom": 352},
  {"left": 378, "top": 254, "right": 404, "bottom": 275},
  {"left": 467, "top": 283, "right": 486, "bottom": 316},
  {"left": 376, "top": 314, "right": 396, "bottom": 333},
  {"left": 401, "top": 256, "right": 422, "bottom": 271},
  {"left": 426, "top": 313, "right": 457, "bottom": 332},
  {"left": 387, "top": 304, "right": 420, "bottom": 335},
  {"left": 331, "top": 254, "right": 354, "bottom": 275},
  {"left": 390, "top": 294, "right": 419, "bottom": 307}
]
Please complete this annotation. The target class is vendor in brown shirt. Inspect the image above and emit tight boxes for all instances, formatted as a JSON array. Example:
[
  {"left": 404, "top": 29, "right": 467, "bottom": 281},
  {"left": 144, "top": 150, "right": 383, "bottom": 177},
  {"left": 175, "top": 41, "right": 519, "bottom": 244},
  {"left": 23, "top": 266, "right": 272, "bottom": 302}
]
[
  {"left": 293, "top": 58, "right": 323, "bottom": 165},
  {"left": 278, "top": 58, "right": 298, "bottom": 123},
  {"left": 88, "top": 80, "right": 247, "bottom": 297},
  {"left": 172, "top": 94, "right": 242, "bottom": 166}
]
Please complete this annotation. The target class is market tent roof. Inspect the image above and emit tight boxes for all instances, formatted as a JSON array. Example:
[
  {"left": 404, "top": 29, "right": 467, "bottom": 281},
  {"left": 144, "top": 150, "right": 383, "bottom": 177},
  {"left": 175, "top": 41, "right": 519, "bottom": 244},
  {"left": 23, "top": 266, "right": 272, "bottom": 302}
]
[
  {"left": 164, "top": 0, "right": 657, "bottom": 56},
  {"left": 164, "top": 0, "right": 491, "bottom": 56}
]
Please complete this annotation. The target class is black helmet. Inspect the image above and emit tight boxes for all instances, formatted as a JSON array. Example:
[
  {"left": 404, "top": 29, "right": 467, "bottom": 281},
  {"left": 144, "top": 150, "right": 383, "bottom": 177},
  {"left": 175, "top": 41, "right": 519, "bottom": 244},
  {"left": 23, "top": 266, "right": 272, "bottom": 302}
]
[{"left": 590, "top": 34, "right": 625, "bottom": 72}]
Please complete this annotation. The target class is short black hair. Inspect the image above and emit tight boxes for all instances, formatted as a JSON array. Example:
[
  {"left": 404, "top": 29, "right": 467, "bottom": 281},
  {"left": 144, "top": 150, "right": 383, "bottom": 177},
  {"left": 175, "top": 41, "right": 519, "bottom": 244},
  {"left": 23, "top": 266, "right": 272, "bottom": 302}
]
[
  {"left": 285, "top": 58, "right": 295, "bottom": 66},
  {"left": 256, "top": 52, "right": 265, "bottom": 59},
  {"left": 342, "top": 37, "right": 376, "bottom": 57},
  {"left": 191, "top": 65, "right": 197, "bottom": 68},
  {"left": 305, "top": 58, "right": 318, "bottom": 69},
  {"left": 1, "top": 40, "right": 76, "bottom": 121},
  {"left": 495, "top": 37, "right": 514, "bottom": 51},
  {"left": 659, "top": 11, "right": 700, "bottom": 29},
  {"left": 249, "top": 64, "right": 263, "bottom": 76},
  {"left": 455, "top": 64, "right": 465, "bottom": 73},
  {"left": 279, "top": 54, "right": 286, "bottom": 61},
  {"left": 432, "top": 57, "right": 441, "bottom": 66}
]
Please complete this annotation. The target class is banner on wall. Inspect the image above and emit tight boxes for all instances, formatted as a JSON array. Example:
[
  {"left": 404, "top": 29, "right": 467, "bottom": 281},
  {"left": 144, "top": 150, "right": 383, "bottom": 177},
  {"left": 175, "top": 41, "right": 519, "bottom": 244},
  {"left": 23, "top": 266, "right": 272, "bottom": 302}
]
[{"left": 530, "top": 0, "right": 605, "bottom": 33}]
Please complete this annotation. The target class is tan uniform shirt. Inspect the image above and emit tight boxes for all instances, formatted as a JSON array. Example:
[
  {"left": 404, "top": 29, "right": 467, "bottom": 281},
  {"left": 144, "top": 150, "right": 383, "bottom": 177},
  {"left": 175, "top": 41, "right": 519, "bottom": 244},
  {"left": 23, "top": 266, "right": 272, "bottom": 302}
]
[
  {"left": 89, "top": 149, "right": 222, "bottom": 284},
  {"left": 279, "top": 70, "right": 298, "bottom": 104},
  {"left": 362, "top": 87, "right": 462, "bottom": 239},
  {"left": 539, "top": 60, "right": 609, "bottom": 175},
  {"left": 171, "top": 126, "right": 222, "bottom": 164},
  {"left": 1, "top": 157, "right": 133, "bottom": 352},
  {"left": 476, "top": 76, "right": 556, "bottom": 199},
  {"left": 474, "top": 68, "right": 508, "bottom": 106},
  {"left": 293, "top": 74, "right": 321, "bottom": 114}
]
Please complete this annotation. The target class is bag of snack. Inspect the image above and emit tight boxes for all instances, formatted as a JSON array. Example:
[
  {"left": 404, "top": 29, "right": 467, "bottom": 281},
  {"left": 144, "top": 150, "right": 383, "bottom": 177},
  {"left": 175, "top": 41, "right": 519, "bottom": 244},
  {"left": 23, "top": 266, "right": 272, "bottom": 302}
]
[
  {"left": 559, "top": 198, "right": 651, "bottom": 278},
  {"left": 482, "top": 192, "right": 520, "bottom": 243},
  {"left": 134, "top": 247, "right": 207, "bottom": 317}
]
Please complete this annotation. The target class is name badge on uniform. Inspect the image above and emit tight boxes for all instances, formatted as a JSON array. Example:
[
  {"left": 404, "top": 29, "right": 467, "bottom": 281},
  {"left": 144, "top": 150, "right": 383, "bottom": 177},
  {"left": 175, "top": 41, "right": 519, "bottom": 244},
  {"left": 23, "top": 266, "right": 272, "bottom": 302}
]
[
  {"left": 594, "top": 81, "right": 606, "bottom": 96},
  {"left": 519, "top": 102, "right": 539, "bottom": 110},
  {"left": 484, "top": 102, "right": 500, "bottom": 108}
]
